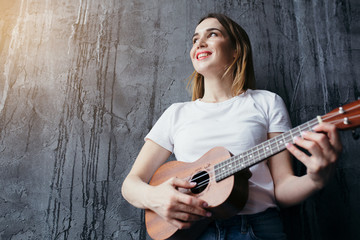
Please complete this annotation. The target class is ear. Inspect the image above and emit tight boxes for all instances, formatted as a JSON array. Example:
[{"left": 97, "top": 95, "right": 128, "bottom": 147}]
[{"left": 233, "top": 49, "right": 237, "bottom": 58}]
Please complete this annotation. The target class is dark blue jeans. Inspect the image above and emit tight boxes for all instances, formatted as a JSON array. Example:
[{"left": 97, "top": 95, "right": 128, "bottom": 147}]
[{"left": 197, "top": 208, "right": 287, "bottom": 240}]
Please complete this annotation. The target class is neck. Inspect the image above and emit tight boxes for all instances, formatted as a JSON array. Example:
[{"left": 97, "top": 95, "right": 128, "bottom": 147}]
[{"left": 201, "top": 75, "right": 233, "bottom": 103}]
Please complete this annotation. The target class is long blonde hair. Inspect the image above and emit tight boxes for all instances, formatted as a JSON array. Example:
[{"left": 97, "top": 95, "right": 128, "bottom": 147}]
[{"left": 188, "top": 13, "right": 256, "bottom": 101}]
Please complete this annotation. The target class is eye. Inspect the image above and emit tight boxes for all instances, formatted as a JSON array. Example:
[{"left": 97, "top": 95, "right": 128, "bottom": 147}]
[
  {"left": 192, "top": 38, "right": 199, "bottom": 44},
  {"left": 209, "top": 32, "right": 218, "bottom": 38}
]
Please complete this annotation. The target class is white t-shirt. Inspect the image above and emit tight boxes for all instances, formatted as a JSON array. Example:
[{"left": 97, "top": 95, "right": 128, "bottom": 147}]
[{"left": 145, "top": 89, "right": 291, "bottom": 214}]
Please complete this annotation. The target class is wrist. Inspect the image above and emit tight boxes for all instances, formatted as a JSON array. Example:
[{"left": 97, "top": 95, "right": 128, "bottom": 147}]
[
  {"left": 307, "top": 174, "right": 325, "bottom": 191},
  {"left": 143, "top": 185, "right": 159, "bottom": 210}
]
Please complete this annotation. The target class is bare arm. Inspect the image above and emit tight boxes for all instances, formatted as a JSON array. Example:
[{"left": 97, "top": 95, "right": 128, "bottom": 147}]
[
  {"left": 121, "top": 139, "right": 211, "bottom": 229},
  {"left": 268, "top": 122, "right": 342, "bottom": 207}
]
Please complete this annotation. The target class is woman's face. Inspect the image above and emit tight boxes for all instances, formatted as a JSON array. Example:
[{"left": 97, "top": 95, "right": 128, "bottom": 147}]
[{"left": 190, "top": 18, "right": 236, "bottom": 78}]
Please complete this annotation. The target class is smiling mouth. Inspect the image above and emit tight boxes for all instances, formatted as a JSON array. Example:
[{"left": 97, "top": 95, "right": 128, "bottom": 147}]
[{"left": 196, "top": 52, "right": 212, "bottom": 60}]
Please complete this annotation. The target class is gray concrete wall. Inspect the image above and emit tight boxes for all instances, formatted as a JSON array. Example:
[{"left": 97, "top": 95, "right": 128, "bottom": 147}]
[{"left": 0, "top": 0, "right": 359, "bottom": 239}]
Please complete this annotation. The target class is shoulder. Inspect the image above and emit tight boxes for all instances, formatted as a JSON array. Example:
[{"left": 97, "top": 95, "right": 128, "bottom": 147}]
[
  {"left": 245, "top": 89, "right": 289, "bottom": 116},
  {"left": 169, "top": 101, "right": 193, "bottom": 108},
  {"left": 245, "top": 89, "right": 284, "bottom": 107},
  {"left": 162, "top": 101, "right": 195, "bottom": 118},
  {"left": 246, "top": 89, "right": 279, "bottom": 100},
  {"left": 166, "top": 101, "right": 193, "bottom": 112}
]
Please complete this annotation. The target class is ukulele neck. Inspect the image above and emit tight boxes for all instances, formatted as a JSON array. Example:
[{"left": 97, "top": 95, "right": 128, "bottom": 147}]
[{"left": 214, "top": 118, "right": 319, "bottom": 182}]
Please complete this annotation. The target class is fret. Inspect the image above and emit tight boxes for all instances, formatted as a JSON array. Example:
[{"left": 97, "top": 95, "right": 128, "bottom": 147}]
[
  {"left": 232, "top": 156, "right": 239, "bottom": 171},
  {"left": 289, "top": 128, "right": 294, "bottom": 139},
  {"left": 242, "top": 152, "right": 249, "bottom": 167},
  {"left": 265, "top": 141, "right": 272, "bottom": 158},
  {"left": 283, "top": 132, "right": 292, "bottom": 144},
  {"left": 248, "top": 149, "right": 254, "bottom": 165},
  {"left": 277, "top": 134, "right": 284, "bottom": 151},
  {"left": 252, "top": 147, "right": 258, "bottom": 164},
  {"left": 258, "top": 143, "right": 266, "bottom": 160},
  {"left": 214, "top": 118, "right": 321, "bottom": 182},
  {"left": 254, "top": 145, "right": 262, "bottom": 162},
  {"left": 248, "top": 148, "right": 255, "bottom": 165},
  {"left": 266, "top": 139, "right": 272, "bottom": 155},
  {"left": 225, "top": 159, "right": 233, "bottom": 172},
  {"left": 276, "top": 134, "right": 285, "bottom": 152},
  {"left": 253, "top": 146, "right": 258, "bottom": 161},
  {"left": 274, "top": 135, "right": 279, "bottom": 152},
  {"left": 227, "top": 161, "right": 236, "bottom": 175},
  {"left": 236, "top": 154, "right": 244, "bottom": 170},
  {"left": 298, "top": 124, "right": 306, "bottom": 134},
  {"left": 270, "top": 138, "right": 277, "bottom": 153},
  {"left": 278, "top": 134, "right": 285, "bottom": 148},
  {"left": 238, "top": 155, "right": 246, "bottom": 170},
  {"left": 236, "top": 154, "right": 241, "bottom": 169},
  {"left": 293, "top": 126, "right": 301, "bottom": 139},
  {"left": 214, "top": 165, "right": 220, "bottom": 181},
  {"left": 233, "top": 158, "right": 239, "bottom": 173}
]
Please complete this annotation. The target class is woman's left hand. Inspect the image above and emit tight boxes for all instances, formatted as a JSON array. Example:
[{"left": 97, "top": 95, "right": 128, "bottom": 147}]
[{"left": 286, "top": 122, "right": 343, "bottom": 189}]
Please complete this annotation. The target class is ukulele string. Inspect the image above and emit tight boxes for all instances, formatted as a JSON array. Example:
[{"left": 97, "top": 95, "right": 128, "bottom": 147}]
[
  {"left": 192, "top": 154, "right": 266, "bottom": 190},
  {"left": 321, "top": 104, "right": 360, "bottom": 122},
  {"left": 324, "top": 114, "right": 360, "bottom": 125},
  {"left": 190, "top": 120, "right": 317, "bottom": 189},
  {"left": 190, "top": 112, "right": 360, "bottom": 191},
  {"left": 189, "top": 154, "right": 262, "bottom": 191},
  {"left": 187, "top": 153, "right": 251, "bottom": 183},
  {"left": 188, "top": 130, "right": 304, "bottom": 190}
]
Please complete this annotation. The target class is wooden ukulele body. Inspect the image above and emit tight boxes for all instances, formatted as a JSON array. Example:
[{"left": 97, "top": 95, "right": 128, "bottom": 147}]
[{"left": 145, "top": 147, "right": 252, "bottom": 240}]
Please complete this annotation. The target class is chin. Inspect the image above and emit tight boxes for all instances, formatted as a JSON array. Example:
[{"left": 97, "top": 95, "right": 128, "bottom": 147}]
[
  {"left": 193, "top": 63, "right": 212, "bottom": 74},
  {"left": 195, "top": 65, "right": 223, "bottom": 77}
]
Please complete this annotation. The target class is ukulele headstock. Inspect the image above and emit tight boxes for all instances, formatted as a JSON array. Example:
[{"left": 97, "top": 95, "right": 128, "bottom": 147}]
[{"left": 322, "top": 100, "right": 360, "bottom": 131}]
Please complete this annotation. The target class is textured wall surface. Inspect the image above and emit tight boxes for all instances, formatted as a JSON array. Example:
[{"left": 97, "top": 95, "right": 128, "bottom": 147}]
[{"left": 0, "top": 0, "right": 359, "bottom": 239}]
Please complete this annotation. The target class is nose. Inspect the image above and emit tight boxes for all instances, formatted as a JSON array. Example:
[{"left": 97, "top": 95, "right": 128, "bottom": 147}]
[{"left": 196, "top": 36, "right": 207, "bottom": 49}]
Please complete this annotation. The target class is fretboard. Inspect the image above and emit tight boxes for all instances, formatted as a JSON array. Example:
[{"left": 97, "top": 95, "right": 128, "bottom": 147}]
[{"left": 214, "top": 118, "right": 320, "bottom": 182}]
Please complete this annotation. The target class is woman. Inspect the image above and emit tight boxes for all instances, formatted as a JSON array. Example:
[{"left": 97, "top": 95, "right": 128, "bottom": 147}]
[{"left": 121, "top": 13, "right": 342, "bottom": 239}]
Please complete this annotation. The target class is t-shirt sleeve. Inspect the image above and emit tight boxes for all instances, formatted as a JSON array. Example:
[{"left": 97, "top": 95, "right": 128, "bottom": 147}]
[
  {"left": 144, "top": 105, "right": 175, "bottom": 152},
  {"left": 267, "top": 94, "right": 292, "bottom": 133}
]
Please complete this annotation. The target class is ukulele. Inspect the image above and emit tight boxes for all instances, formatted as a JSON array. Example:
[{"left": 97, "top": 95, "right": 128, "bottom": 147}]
[{"left": 145, "top": 100, "right": 360, "bottom": 240}]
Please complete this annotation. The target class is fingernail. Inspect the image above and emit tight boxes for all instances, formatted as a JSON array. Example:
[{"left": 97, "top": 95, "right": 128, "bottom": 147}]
[
  {"left": 206, "top": 212, "right": 212, "bottom": 217},
  {"left": 203, "top": 202, "right": 208, "bottom": 208},
  {"left": 301, "top": 131, "right": 309, "bottom": 137},
  {"left": 312, "top": 125, "right": 320, "bottom": 131}
]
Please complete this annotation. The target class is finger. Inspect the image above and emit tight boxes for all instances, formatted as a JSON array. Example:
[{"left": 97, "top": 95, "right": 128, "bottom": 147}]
[
  {"left": 168, "top": 218, "right": 192, "bottom": 230},
  {"left": 293, "top": 136, "right": 324, "bottom": 158},
  {"left": 170, "top": 209, "right": 207, "bottom": 222},
  {"left": 286, "top": 142, "right": 312, "bottom": 167},
  {"left": 169, "top": 177, "right": 197, "bottom": 189},
  {"left": 179, "top": 197, "right": 211, "bottom": 217},
  {"left": 167, "top": 178, "right": 211, "bottom": 216},
  {"left": 300, "top": 131, "right": 333, "bottom": 154},
  {"left": 175, "top": 195, "right": 211, "bottom": 217},
  {"left": 300, "top": 131, "right": 339, "bottom": 164},
  {"left": 313, "top": 123, "right": 342, "bottom": 153}
]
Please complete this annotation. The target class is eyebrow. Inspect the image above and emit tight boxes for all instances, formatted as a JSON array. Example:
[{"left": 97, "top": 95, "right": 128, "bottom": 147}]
[{"left": 192, "top": 27, "right": 224, "bottom": 39}]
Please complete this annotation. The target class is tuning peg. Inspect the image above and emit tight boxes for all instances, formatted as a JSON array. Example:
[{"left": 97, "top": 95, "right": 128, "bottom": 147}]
[
  {"left": 339, "top": 106, "right": 345, "bottom": 114},
  {"left": 352, "top": 130, "right": 360, "bottom": 140}
]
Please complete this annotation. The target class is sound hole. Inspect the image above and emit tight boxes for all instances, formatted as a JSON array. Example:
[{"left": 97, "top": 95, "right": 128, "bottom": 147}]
[{"left": 190, "top": 171, "right": 209, "bottom": 194}]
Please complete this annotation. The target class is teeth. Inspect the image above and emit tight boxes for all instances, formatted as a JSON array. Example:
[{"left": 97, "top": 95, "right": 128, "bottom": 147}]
[{"left": 198, "top": 53, "right": 210, "bottom": 59}]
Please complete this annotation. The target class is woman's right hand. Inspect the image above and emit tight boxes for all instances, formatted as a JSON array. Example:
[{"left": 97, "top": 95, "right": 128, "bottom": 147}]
[{"left": 146, "top": 177, "right": 212, "bottom": 229}]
